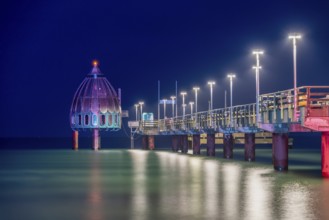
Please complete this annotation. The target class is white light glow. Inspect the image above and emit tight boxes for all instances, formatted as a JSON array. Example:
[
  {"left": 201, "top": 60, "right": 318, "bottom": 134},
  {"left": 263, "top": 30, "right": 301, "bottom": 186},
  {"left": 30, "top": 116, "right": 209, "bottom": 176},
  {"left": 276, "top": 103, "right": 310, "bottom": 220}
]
[
  {"left": 289, "top": 34, "right": 302, "bottom": 39},
  {"left": 252, "top": 50, "right": 264, "bottom": 55},
  {"left": 252, "top": 66, "right": 262, "bottom": 69}
]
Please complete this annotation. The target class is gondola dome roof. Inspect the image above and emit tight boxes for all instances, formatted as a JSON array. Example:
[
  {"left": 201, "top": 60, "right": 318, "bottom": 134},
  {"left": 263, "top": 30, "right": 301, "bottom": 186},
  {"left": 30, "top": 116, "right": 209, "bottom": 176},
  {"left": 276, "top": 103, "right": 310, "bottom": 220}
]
[{"left": 71, "top": 61, "right": 120, "bottom": 114}]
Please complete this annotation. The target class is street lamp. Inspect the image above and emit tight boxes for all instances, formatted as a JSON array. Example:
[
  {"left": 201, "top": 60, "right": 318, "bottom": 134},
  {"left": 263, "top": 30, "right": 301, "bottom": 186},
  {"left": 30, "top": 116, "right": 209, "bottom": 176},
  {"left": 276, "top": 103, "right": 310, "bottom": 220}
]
[
  {"left": 163, "top": 98, "right": 167, "bottom": 119},
  {"left": 193, "top": 87, "right": 200, "bottom": 113},
  {"left": 180, "top": 92, "right": 187, "bottom": 117},
  {"left": 134, "top": 104, "right": 139, "bottom": 121},
  {"left": 289, "top": 33, "right": 302, "bottom": 121},
  {"left": 252, "top": 50, "right": 264, "bottom": 123},
  {"left": 227, "top": 74, "right": 236, "bottom": 127},
  {"left": 139, "top": 101, "right": 144, "bottom": 121},
  {"left": 207, "top": 81, "right": 215, "bottom": 111},
  {"left": 182, "top": 104, "right": 187, "bottom": 118},
  {"left": 189, "top": 102, "right": 194, "bottom": 115},
  {"left": 170, "top": 96, "right": 176, "bottom": 118}
]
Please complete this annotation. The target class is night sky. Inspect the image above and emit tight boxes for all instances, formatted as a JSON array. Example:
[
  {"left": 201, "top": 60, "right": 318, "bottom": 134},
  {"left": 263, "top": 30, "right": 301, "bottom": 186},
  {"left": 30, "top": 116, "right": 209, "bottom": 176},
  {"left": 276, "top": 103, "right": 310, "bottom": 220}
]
[{"left": 1, "top": 0, "right": 329, "bottom": 137}]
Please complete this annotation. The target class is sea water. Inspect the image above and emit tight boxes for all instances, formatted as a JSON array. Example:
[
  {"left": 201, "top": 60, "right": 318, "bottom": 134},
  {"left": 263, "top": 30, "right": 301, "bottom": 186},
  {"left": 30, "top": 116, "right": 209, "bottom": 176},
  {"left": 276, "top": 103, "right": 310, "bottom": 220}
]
[{"left": 0, "top": 149, "right": 328, "bottom": 220}]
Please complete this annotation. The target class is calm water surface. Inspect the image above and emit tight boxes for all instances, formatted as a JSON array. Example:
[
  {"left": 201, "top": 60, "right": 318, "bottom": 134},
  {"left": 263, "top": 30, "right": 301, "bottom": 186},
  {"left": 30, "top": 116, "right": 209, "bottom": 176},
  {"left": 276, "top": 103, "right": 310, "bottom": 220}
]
[{"left": 0, "top": 149, "right": 329, "bottom": 220}]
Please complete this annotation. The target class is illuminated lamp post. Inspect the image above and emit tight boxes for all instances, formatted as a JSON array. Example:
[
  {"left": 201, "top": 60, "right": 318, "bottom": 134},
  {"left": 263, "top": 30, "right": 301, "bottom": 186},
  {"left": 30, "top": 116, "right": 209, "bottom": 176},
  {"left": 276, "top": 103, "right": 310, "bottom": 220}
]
[
  {"left": 193, "top": 87, "right": 200, "bottom": 113},
  {"left": 189, "top": 102, "right": 194, "bottom": 115},
  {"left": 207, "top": 81, "right": 215, "bottom": 111},
  {"left": 227, "top": 74, "right": 236, "bottom": 127},
  {"left": 252, "top": 50, "right": 263, "bottom": 123},
  {"left": 170, "top": 96, "right": 176, "bottom": 118},
  {"left": 288, "top": 33, "right": 302, "bottom": 121},
  {"left": 180, "top": 92, "right": 187, "bottom": 118},
  {"left": 163, "top": 98, "right": 167, "bottom": 119},
  {"left": 134, "top": 104, "right": 139, "bottom": 121},
  {"left": 139, "top": 101, "right": 144, "bottom": 121}
]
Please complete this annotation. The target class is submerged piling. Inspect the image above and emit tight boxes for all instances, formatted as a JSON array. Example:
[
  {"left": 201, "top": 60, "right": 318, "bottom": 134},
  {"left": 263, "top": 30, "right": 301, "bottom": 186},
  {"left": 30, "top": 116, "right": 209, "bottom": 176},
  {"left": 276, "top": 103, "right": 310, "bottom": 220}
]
[
  {"left": 172, "top": 135, "right": 179, "bottom": 152},
  {"left": 182, "top": 135, "right": 189, "bottom": 153},
  {"left": 244, "top": 133, "right": 255, "bottom": 161},
  {"left": 148, "top": 135, "right": 155, "bottom": 150},
  {"left": 142, "top": 135, "right": 148, "bottom": 150},
  {"left": 72, "top": 130, "right": 79, "bottom": 150},
  {"left": 272, "top": 133, "right": 288, "bottom": 171},
  {"left": 207, "top": 133, "right": 215, "bottom": 156},
  {"left": 321, "top": 132, "right": 329, "bottom": 177},
  {"left": 193, "top": 134, "right": 201, "bottom": 155},
  {"left": 223, "top": 133, "right": 234, "bottom": 159},
  {"left": 93, "top": 129, "right": 100, "bottom": 150}
]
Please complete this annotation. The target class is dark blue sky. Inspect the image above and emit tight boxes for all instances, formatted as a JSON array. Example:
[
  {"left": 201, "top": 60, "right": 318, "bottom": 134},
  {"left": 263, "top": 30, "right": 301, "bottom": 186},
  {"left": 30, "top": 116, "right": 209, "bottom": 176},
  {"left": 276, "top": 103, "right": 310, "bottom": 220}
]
[{"left": 1, "top": 0, "right": 329, "bottom": 137}]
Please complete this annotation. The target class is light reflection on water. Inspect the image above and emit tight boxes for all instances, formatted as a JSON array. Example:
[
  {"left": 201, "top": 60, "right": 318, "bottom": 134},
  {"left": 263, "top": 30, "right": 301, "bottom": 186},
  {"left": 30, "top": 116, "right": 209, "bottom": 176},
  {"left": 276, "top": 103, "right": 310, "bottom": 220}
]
[
  {"left": 0, "top": 149, "right": 328, "bottom": 220},
  {"left": 222, "top": 163, "right": 241, "bottom": 220},
  {"left": 319, "top": 180, "right": 329, "bottom": 219},
  {"left": 135, "top": 150, "right": 326, "bottom": 220},
  {"left": 204, "top": 160, "right": 219, "bottom": 219},
  {"left": 131, "top": 150, "right": 148, "bottom": 220},
  {"left": 282, "top": 183, "right": 312, "bottom": 220},
  {"left": 177, "top": 155, "right": 190, "bottom": 216},
  {"left": 189, "top": 157, "right": 203, "bottom": 217},
  {"left": 88, "top": 154, "right": 103, "bottom": 220},
  {"left": 244, "top": 168, "right": 274, "bottom": 220}
]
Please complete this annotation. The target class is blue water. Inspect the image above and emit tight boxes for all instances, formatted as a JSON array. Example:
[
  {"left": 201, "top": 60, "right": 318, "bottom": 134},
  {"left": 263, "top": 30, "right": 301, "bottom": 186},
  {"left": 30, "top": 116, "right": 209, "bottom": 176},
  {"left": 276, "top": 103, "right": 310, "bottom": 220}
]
[
  {"left": 0, "top": 148, "right": 328, "bottom": 220},
  {"left": 0, "top": 132, "right": 322, "bottom": 150}
]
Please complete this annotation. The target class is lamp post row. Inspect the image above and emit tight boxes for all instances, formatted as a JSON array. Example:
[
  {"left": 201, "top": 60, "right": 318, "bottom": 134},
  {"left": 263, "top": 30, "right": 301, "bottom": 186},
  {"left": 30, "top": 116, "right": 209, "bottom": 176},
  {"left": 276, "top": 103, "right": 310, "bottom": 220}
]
[{"left": 135, "top": 33, "right": 301, "bottom": 125}]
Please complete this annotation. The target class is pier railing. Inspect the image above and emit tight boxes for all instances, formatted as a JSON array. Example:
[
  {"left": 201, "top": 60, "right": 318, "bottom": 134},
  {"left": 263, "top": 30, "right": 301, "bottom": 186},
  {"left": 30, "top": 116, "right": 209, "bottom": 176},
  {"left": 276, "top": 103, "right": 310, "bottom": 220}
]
[
  {"left": 138, "top": 86, "right": 329, "bottom": 134},
  {"left": 259, "top": 86, "right": 329, "bottom": 123}
]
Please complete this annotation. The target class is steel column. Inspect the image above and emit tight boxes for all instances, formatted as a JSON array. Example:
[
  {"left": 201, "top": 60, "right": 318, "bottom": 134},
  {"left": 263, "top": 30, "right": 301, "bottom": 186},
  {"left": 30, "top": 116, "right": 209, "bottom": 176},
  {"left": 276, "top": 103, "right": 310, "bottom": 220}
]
[
  {"left": 207, "top": 133, "right": 215, "bottom": 156},
  {"left": 178, "top": 135, "right": 183, "bottom": 152},
  {"left": 142, "top": 135, "right": 148, "bottom": 150},
  {"left": 321, "top": 132, "right": 329, "bottom": 178},
  {"left": 193, "top": 134, "right": 201, "bottom": 155},
  {"left": 148, "top": 135, "right": 155, "bottom": 150},
  {"left": 172, "top": 135, "right": 179, "bottom": 152},
  {"left": 272, "top": 133, "right": 288, "bottom": 171},
  {"left": 182, "top": 135, "right": 189, "bottom": 153},
  {"left": 223, "top": 133, "right": 234, "bottom": 159},
  {"left": 92, "top": 128, "right": 100, "bottom": 150},
  {"left": 244, "top": 133, "right": 255, "bottom": 161},
  {"left": 72, "top": 130, "right": 79, "bottom": 150}
]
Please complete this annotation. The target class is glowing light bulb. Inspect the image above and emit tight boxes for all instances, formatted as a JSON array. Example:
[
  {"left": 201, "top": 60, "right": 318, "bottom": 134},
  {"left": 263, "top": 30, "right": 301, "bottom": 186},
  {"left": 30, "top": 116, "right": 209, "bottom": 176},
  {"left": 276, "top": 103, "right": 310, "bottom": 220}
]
[{"left": 93, "top": 60, "right": 98, "bottom": 67}]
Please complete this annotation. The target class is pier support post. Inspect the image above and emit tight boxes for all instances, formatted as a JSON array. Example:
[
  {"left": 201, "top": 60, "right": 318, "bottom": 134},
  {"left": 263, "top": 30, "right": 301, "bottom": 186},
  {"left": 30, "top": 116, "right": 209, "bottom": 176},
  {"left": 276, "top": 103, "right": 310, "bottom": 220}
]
[
  {"left": 142, "top": 135, "right": 148, "bottom": 150},
  {"left": 148, "top": 135, "right": 155, "bottom": 150},
  {"left": 272, "top": 133, "right": 288, "bottom": 171},
  {"left": 244, "top": 133, "right": 255, "bottom": 161},
  {"left": 72, "top": 130, "right": 79, "bottom": 150},
  {"left": 182, "top": 135, "right": 189, "bottom": 153},
  {"left": 179, "top": 135, "right": 184, "bottom": 152},
  {"left": 223, "top": 133, "right": 234, "bottom": 159},
  {"left": 172, "top": 136, "right": 179, "bottom": 152},
  {"left": 207, "top": 133, "right": 215, "bottom": 156},
  {"left": 193, "top": 134, "right": 201, "bottom": 155},
  {"left": 93, "top": 129, "right": 100, "bottom": 150},
  {"left": 321, "top": 132, "right": 329, "bottom": 178}
]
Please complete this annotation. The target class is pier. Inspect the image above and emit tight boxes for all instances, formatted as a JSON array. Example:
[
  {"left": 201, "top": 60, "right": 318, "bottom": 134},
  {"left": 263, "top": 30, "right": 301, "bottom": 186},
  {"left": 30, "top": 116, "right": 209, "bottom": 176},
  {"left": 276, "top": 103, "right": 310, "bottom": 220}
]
[{"left": 132, "top": 86, "right": 329, "bottom": 177}]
